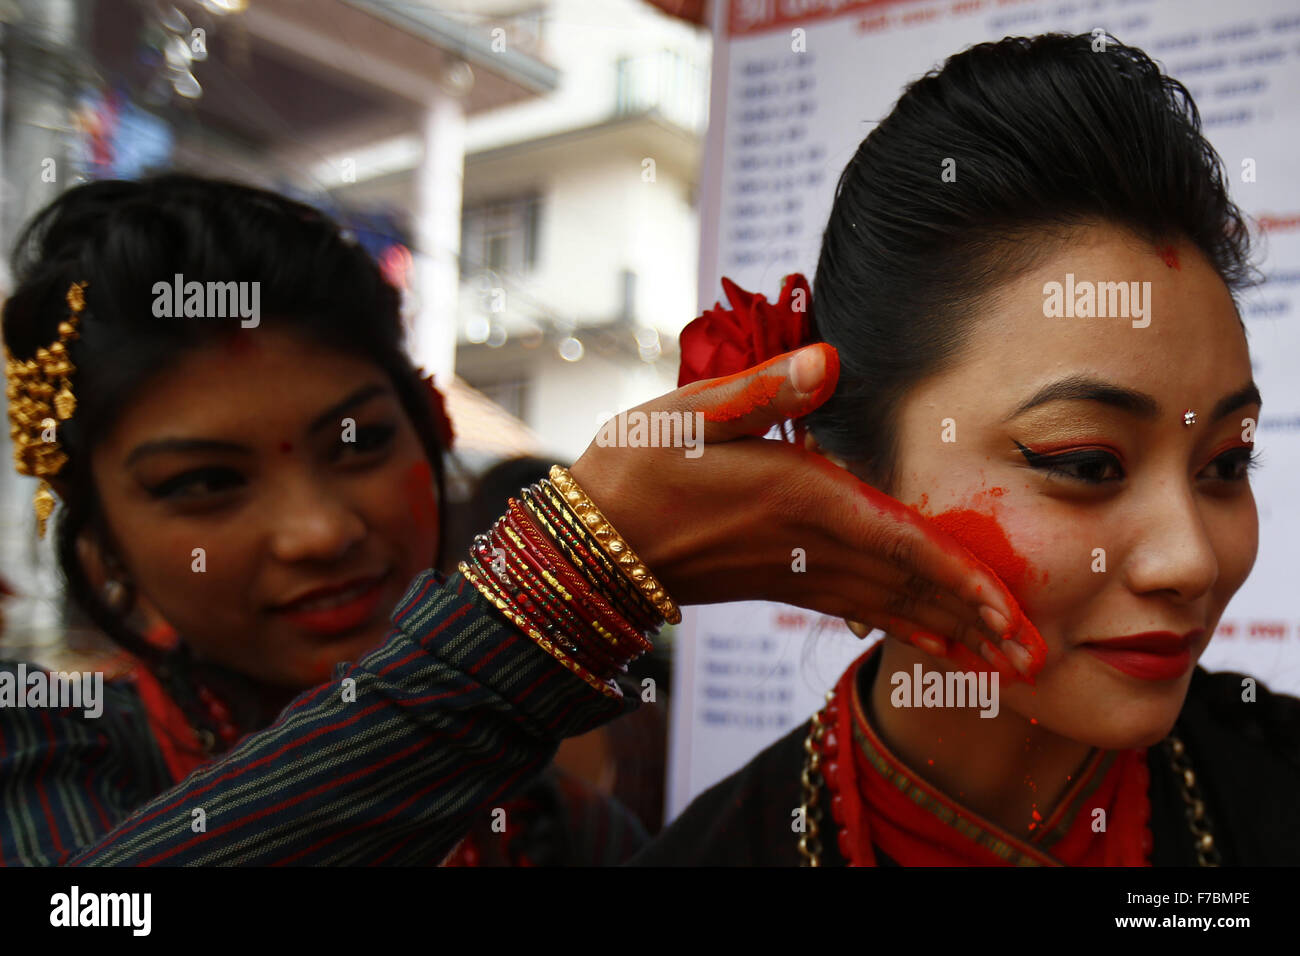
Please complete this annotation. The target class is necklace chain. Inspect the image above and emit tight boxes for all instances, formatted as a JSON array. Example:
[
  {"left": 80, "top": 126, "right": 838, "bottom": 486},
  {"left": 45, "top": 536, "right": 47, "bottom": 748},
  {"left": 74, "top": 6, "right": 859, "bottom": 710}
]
[{"left": 797, "top": 691, "right": 1220, "bottom": 867}]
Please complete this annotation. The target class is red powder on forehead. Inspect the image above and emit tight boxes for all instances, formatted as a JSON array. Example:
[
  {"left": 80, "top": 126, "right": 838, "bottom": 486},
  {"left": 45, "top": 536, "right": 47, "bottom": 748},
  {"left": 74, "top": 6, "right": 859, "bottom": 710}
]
[
  {"left": 1156, "top": 245, "right": 1181, "bottom": 270},
  {"left": 926, "top": 507, "right": 1029, "bottom": 594}
]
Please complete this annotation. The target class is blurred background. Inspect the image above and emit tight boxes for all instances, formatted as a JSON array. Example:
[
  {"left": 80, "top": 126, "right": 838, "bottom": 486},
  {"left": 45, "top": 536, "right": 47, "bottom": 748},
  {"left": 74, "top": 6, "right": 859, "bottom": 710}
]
[
  {"left": 2, "top": 0, "right": 1297, "bottom": 833},
  {"left": 0, "top": 0, "right": 708, "bottom": 838},
  {"left": 0, "top": 0, "right": 710, "bottom": 657}
]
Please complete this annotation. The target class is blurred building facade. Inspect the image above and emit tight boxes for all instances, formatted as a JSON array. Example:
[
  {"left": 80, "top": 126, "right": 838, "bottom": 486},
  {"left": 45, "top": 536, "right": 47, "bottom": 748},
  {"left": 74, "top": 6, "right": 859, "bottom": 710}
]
[
  {"left": 0, "top": 0, "right": 582, "bottom": 649},
  {"left": 343, "top": 0, "right": 711, "bottom": 463}
]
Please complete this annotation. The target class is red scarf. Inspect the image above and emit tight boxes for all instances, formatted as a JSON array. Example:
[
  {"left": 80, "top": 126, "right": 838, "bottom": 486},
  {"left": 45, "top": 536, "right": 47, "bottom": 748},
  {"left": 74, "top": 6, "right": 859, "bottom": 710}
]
[{"left": 824, "top": 643, "right": 1152, "bottom": 866}]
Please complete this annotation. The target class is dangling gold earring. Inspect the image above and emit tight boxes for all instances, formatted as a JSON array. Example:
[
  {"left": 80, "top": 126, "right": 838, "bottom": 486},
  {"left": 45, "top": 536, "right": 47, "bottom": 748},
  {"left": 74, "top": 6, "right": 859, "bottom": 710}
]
[{"left": 102, "top": 578, "right": 133, "bottom": 614}]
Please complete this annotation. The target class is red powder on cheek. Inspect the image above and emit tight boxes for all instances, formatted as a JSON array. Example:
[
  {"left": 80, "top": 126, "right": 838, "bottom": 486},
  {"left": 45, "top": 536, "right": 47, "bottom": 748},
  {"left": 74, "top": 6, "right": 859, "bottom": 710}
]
[
  {"left": 796, "top": 452, "right": 1048, "bottom": 675},
  {"left": 403, "top": 460, "right": 437, "bottom": 533},
  {"left": 927, "top": 508, "right": 1029, "bottom": 594},
  {"left": 927, "top": 504, "right": 1048, "bottom": 674},
  {"left": 308, "top": 653, "right": 335, "bottom": 684}
]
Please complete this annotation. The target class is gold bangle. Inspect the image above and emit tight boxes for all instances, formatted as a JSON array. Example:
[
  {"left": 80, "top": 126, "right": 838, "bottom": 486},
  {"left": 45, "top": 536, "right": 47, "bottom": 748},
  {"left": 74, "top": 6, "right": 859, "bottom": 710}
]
[
  {"left": 548, "top": 465, "right": 682, "bottom": 625},
  {"left": 458, "top": 560, "right": 621, "bottom": 700}
]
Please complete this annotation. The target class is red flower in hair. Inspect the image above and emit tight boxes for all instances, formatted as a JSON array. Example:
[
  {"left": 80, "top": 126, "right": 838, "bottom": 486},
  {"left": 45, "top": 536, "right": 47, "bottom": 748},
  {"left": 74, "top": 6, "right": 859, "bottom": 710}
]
[
  {"left": 418, "top": 371, "right": 456, "bottom": 450},
  {"left": 677, "top": 274, "right": 813, "bottom": 387}
]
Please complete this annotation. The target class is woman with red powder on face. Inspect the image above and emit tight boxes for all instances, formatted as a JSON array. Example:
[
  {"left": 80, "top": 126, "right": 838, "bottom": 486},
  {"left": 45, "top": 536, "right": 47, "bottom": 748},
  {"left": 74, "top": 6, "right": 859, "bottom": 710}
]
[
  {"left": 631, "top": 33, "right": 1300, "bottom": 866},
  {"left": 0, "top": 176, "right": 1028, "bottom": 865}
]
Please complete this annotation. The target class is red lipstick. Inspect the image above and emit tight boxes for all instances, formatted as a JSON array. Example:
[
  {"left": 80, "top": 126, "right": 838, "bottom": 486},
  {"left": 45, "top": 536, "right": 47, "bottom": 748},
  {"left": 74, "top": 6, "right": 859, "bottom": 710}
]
[
  {"left": 271, "top": 570, "right": 391, "bottom": 637},
  {"left": 1080, "top": 630, "right": 1202, "bottom": 681}
]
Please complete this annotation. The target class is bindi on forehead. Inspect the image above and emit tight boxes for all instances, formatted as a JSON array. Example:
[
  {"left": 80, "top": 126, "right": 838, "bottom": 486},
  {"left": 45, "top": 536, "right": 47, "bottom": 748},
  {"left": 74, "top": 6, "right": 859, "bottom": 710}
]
[{"left": 1155, "top": 244, "right": 1181, "bottom": 270}]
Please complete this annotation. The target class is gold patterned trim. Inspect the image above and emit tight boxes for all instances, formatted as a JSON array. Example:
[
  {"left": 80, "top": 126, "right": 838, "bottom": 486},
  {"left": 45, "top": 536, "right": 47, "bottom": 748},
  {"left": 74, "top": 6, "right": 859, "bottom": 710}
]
[{"left": 548, "top": 465, "right": 681, "bottom": 625}]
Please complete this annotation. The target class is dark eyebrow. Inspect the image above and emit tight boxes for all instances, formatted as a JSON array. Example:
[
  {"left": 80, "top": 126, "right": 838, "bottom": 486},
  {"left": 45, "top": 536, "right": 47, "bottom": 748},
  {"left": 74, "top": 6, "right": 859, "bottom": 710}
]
[
  {"left": 1210, "top": 382, "right": 1263, "bottom": 422},
  {"left": 126, "top": 438, "right": 251, "bottom": 466},
  {"left": 1002, "top": 375, "right": 1159, "bottom": 422},
  {"left": 125, "top": 384, "right": 392, "bottom": 466},
  {"left": 307, "top": 383, "right": 389, "bottom": 435},
  {"left": 1003, "top": 375, "right": 1261, "bottom": 423}
]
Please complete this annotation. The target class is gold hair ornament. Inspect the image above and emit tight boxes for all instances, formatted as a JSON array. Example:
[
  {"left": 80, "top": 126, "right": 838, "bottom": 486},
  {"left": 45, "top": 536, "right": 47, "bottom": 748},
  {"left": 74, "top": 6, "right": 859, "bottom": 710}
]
[{"left": 5, "top": 280, "right": 84, "bottom": 537}]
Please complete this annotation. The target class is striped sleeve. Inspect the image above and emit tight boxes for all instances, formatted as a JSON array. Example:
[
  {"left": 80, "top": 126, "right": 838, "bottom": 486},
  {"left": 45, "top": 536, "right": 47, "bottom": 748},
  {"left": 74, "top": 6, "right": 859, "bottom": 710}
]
[
  {"left": 1, "top": 568, "right": 635, "bottom": 865},
  {"left": 0, "top": 667, "right": 173, "bottom": 866}
]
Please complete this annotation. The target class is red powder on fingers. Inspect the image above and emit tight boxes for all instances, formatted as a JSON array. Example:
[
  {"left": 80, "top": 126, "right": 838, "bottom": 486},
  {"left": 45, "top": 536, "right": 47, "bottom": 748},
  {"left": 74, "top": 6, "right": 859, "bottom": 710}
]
[
  {"left": 685, "top": 343, "right": 840, "bottom": 426},
  {"left": 788, "top": 343, "right": 840, "bottom": 417},
  {"left": 700, "top": 372, "right": 784, "bottom": 423},
  {"left": 679, "top": 349, "right": 790, "bottom": 398}
]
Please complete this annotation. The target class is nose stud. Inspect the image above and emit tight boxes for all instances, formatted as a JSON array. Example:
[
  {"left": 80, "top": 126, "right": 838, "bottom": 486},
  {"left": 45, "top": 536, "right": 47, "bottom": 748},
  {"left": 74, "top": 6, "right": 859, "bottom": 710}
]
[{"left": 1183, "top": 409, "right": 1197, "bottom": 427}]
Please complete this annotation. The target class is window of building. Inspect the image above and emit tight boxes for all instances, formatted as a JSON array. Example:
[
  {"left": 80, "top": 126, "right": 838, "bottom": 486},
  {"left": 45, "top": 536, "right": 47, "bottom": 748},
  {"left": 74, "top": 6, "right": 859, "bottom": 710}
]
[
  {"left": 477, "top": 377, "right": 528, "bottom": 422},
  {"left": 461, "top": 195, "right": 541, "bottom": 278}
]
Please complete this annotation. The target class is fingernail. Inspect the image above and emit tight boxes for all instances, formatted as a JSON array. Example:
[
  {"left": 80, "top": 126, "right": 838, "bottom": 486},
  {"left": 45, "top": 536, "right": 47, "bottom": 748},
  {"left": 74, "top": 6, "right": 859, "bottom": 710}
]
[
  {"left": 789, "top": 345, "right": 825, "bottom": 395},
  {"left": 1000, "top": 639, "right": 1034, "bottom": 677},
  {"left": 979, "top": 604, "right": 1011, "bottom": 637},
  {"left": 979, "top": 640, "right": 1019, "bottom": 682},
  {"left": 908, "top": 631, "right": 948, "bottom": 657},
  {"left": 845, "top": 619, "right": 872, "bottom": 640}
]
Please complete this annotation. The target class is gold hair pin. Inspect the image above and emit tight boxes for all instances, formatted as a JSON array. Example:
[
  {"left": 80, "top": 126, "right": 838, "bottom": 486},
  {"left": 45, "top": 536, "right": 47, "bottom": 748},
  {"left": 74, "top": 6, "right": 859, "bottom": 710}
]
[{"left": 5, "top": 280, "right": 84, "bottom": 537}]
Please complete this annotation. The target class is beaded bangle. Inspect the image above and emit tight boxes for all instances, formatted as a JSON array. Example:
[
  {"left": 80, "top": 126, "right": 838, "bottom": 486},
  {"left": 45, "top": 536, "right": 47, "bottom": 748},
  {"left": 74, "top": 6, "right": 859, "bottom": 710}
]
[
  {"left": 505, "top": 500, "right": 651, "bottom": 658},
  {"left": 548, "top": 466, "right": 681, "bottom": 625},
  {"left": 533, "top": 479, "right": 663, "bottom": 628},
  {"left": 496, "top": 523, "right": 635, "bottom": 677},
  {"left": 469, "top": 533, "right": 589, "bottom": 663},
  {"left": 468, "top": 534, "right": 575, "bottom": 654},
  {"left": 526, "top": 483, "right": 661, "bottom": 633},
  {"left": 474, "top": 520, "right": 626, "bottom": 678},
  {"left": 458, "top": 559, "right": 620, "bottom": 699},
  {"left": 487, "top": 521, "right": 627, "bottom": 676},
  {"left": 456, "top": 465, "right": 670, "bottom": 696},
  {"left": 522, "top": 494, "right": 660, "bottom": 637}
]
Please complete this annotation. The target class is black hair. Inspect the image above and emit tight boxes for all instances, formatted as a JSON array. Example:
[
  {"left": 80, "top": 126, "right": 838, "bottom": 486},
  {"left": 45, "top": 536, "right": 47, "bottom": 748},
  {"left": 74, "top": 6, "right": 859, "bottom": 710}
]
[
  {"left": 803, "top": 33, "right": 1255, "bottom": 492},
  {"left": 2, "top": 174, "right": 448, "bottom": 674}
]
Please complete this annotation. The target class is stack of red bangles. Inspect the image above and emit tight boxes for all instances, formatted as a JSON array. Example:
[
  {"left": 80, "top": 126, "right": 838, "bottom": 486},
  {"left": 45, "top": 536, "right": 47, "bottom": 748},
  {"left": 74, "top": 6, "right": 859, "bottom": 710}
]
[{"left": 459, "top": 465, "right": 681, "bottom": 698}]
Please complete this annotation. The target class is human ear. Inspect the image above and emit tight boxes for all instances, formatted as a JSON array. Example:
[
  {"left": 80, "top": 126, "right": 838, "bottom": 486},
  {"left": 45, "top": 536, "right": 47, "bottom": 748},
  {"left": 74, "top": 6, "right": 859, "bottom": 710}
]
[{"left": 802, "top": 429, "right": 849, "bottom": 470}]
